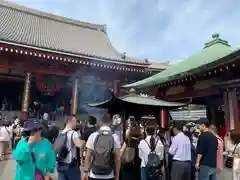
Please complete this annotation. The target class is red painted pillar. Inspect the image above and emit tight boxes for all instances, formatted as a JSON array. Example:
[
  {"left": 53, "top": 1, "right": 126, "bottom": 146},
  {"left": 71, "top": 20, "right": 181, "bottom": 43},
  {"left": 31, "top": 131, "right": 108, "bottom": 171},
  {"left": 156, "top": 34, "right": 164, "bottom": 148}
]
[
  {"left": 71, "top": 78, "right": 78, "bottom": 116},
  {"left": 232, "top": 90, "right": 240, "bottom": 131},
  {"left": 160, "top": 110, "right": 169, "bottom": 129},
  {"left": 224, "top": 89, "right": 240, "bottom": 132},
  {"left": 20, "top": 72, "right": 31, "bottom": 121}
]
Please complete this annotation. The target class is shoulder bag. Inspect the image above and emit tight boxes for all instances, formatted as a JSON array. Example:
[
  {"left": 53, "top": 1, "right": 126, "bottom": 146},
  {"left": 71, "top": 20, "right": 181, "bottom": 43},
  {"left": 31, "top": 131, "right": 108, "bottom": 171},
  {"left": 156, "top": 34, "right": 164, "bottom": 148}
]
[
  {"left": 121, "top": 137, "right": 136, "bottom": 164},
  {"left": 225, "top": 142, "right": 240, "bottom": 168},
  {"left": 27, "top": 138, "right": 51, "bottom": 180},
  {"left": 31, "top": 151, "right": 44, "bottom": 180}
]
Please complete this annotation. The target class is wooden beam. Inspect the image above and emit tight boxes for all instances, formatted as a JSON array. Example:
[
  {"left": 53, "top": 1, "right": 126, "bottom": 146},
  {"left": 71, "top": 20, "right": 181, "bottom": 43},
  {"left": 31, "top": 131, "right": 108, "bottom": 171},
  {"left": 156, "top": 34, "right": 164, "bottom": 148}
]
[
  {"left": 0, "top": 75, "right": 24, "bottom": 82},
  {"left": 166, "top": 88, "right": 220, "bottom": 101},
  {"left": 0, "top": 64, "right": 73, "bottom": 76}
]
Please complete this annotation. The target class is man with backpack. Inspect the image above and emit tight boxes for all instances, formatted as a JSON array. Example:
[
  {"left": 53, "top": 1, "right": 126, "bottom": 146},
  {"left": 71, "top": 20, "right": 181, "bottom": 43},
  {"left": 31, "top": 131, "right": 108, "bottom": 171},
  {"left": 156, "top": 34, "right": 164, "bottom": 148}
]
[
  {"left": 54, "top": 116, "right": 84, "bottom": 180},
  {"left": 83, "top": 113, "right": 121, "bottom": 180},
  {"left": 80, "top": 116, "right": 97, "bottom": 166}
]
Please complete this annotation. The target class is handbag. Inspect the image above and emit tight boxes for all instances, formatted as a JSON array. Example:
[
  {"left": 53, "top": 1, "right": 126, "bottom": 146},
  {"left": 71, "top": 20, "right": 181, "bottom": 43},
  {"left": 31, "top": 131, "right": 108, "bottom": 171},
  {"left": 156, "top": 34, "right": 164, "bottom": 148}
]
[
  {"left": 225, "top": 142, "right": 240, "bottom": 168},
  {"left": 121, "top": 146, "right": 135, "bottom": 164},
  {"left": 121, "top": 136, "right": 138, "bottom": 164}
]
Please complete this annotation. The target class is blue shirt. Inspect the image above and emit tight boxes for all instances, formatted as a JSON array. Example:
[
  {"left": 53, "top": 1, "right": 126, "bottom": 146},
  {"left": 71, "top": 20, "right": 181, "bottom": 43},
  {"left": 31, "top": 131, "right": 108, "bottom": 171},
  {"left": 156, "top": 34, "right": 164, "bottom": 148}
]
[{"left": 168, "top": 132, "right": 191, "bottom": 161}]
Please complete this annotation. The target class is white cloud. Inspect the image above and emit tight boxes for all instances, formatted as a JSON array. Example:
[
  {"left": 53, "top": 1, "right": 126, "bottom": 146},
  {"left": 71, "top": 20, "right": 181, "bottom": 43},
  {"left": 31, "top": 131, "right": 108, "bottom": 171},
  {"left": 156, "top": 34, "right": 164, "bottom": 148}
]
[{"left": 10, "top": 0, "right": 240, "bottom": 63}]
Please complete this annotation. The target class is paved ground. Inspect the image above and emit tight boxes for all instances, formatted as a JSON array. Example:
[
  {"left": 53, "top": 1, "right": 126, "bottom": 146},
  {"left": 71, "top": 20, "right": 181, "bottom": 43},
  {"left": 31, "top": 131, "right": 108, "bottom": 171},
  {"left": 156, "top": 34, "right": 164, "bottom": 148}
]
[
  {"left": 0, "top": 158, "right": 15, "bottom": 180},
  {"left": 0, "top": 158, "right": 232, "bottom": 180},
  {"left": 222, "top": 168, "right": 232, "bottom": 180},
  {"left": 0, "top": 158, "right": 57, "bottom": 180}
]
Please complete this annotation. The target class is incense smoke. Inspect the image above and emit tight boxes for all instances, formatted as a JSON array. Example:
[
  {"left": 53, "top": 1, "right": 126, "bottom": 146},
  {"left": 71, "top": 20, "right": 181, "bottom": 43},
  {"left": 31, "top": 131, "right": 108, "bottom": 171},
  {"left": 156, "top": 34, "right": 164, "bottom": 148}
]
[{"left": 69, "top": 69, "right": 112, "bottom": 119}]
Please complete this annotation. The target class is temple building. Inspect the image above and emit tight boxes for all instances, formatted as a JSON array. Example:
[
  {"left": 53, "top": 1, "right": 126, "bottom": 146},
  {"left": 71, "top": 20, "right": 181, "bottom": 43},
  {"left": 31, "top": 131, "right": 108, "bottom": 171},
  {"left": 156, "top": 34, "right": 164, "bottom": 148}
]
[
  {"left": 0, "top": 1, "right": 169, "bottom": 121},
  {"left": 124, "top": 33, "right": 240, "bottom": 132}
]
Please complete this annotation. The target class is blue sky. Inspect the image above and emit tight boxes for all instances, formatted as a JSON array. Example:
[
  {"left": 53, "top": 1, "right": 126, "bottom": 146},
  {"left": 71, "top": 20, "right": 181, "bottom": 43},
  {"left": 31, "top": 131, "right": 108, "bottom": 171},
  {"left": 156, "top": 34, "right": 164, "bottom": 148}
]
[{"left": 9, "top": 0, "right": 240, "bottom": 63}]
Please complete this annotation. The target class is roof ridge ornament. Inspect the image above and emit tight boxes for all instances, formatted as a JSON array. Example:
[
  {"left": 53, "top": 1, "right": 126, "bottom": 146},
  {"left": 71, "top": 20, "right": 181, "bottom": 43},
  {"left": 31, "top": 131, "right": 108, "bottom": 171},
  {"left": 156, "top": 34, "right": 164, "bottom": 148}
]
[
  {"left": 204, "top": 33, "right": 230, "bottom": 48},
  {"left": 129, "top": 88, "right": 136, "bottom": 94},
  {"left": 122, "top": 52, "right": 126, "bottom": 59},
  {"left": 140, "top": 93, "right": 149, "bottom": 97},
  {"left": 212, "top": 33, "right": 219, "bottom": 39}
]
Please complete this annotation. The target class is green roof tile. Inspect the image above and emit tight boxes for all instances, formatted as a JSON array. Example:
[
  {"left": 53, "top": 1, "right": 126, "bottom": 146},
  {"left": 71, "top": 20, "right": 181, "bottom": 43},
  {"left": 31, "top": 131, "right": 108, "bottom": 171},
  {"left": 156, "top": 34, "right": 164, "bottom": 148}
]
[
  {"left": 89, "top": 88, "right": 185, "bottom": 107},
  {"left": 88, "top": 94, "right": 186, "bottom": 108},
  {"left": 124, "top": 34, "right": 239, "bottom": 88},
  {"left": 88, "top": 89, "right": 186, "bottom": 114}
]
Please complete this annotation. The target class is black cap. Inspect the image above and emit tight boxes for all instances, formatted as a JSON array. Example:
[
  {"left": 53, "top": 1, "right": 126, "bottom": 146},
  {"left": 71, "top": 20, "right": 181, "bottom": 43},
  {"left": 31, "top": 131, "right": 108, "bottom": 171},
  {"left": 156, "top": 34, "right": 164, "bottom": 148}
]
[
  {"left": 23, "top": 118, "right": 43, "bottom": 131},
  {"left": 196, "top": 118, "right": 209, "bottom": 125}
]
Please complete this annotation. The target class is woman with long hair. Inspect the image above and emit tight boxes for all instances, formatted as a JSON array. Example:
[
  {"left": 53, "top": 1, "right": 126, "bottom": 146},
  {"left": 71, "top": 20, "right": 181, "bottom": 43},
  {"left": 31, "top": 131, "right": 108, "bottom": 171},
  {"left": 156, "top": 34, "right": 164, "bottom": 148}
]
[
  {"left": 225, "top": 130, "right": 240, "bottom": 180},
  {"left": 138, "top": 124, "right": 164, "bottom": 180},
  {"left": 183, "top": 128, "right": 196, "bottom": 180},
  {"left": 13, "top": 119, "right": 56, "bottom": 180},
  {"left": 157, "top": 127, "right": 170, "bottom": 180},
  {"left": 120, "top": 120, "right": 141, "bottom": 180}
]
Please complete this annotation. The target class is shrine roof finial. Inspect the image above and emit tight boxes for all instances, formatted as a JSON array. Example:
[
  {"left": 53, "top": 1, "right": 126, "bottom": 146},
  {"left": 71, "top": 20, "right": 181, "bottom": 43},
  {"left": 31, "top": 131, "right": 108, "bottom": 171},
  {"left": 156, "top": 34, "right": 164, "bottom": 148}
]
[
  {"left": 204, "top": 33, "right": 230, "bottom": 48},
  {"left": 212, "top": 33, "right": 219, "bottom": 39}
]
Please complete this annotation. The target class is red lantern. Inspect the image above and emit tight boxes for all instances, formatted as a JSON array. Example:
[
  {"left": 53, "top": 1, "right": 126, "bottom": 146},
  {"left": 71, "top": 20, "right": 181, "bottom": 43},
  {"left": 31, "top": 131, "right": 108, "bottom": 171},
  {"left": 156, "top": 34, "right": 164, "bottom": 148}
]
[{"left": 36, "top": 75, "right": 62, "bottom": 93}]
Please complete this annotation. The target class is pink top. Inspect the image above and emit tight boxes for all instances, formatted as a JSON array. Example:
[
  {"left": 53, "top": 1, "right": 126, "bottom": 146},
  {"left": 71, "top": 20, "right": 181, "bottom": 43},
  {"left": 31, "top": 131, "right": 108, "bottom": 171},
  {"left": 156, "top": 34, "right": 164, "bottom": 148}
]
[{"left": 217, "top": 136, "right": 223, "bottom": 172}]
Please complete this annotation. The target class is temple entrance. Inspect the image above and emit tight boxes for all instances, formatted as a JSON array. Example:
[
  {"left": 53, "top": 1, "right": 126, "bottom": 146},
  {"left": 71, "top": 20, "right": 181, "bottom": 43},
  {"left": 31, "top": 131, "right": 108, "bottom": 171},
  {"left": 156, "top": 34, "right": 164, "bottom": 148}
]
[
  {"left": 31, "top": 84, "right": 62, "bottom": 108},
  {"left": 31, "top": 78, "right": 72, "bottom": 117},
  {"left": 78, "top": 75, "right": 111, "bottom": 119},
  {"left": 0, "top": 80, "right": 23, "bottom": 111}
]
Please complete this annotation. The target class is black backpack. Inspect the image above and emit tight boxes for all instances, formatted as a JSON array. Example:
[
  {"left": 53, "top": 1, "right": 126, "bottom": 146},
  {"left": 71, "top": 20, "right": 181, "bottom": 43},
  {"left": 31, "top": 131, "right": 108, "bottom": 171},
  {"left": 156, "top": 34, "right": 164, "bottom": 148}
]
[
  {"left": 145, "top": 139, "right": 163, "bottom": 178},
  {"left": 54, "top": 130, "right": 73, "bottom": 161},
  {"left": 91, "top": 130, "right": 114, "bottom": 175}
]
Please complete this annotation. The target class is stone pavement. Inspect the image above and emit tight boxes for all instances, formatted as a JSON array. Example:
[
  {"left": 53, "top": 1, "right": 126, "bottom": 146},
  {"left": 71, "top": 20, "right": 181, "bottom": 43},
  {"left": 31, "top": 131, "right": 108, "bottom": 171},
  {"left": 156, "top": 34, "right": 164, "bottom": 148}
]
[
  {"left": 0, "top": 158, "right": 233, "bottom": 180},
  {"left": 0, "top": 158, "right": 15, "bottom": 180},
  {"left": 222, "top": 168, "right": 232, "bottom": 180},
  {"left": 0, "top": 158, "right": 57, "bottom": 180}
]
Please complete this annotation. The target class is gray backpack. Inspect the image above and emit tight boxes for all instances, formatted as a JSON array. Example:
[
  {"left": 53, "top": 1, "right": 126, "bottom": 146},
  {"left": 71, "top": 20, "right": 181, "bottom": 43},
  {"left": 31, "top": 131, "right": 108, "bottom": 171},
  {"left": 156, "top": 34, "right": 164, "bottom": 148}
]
[
  {"left": 91, "top": 130, "right": 114, "bottom": 175},
  {"left": 54, "top": 131, "right": 73, "bottom": 162}
]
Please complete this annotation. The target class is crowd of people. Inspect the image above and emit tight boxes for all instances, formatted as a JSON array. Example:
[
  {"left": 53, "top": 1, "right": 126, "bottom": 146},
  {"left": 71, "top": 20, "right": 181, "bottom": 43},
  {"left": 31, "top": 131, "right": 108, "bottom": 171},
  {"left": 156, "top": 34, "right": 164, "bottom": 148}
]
[{"left": 0, "top": 113, "right": 240, "bottom": 180}]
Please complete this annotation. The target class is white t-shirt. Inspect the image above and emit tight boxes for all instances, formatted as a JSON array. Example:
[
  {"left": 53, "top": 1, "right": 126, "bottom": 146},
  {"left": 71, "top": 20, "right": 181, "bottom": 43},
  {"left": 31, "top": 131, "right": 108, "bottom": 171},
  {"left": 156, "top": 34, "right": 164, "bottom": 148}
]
[
  {"left": 138, "top": 136, "right": 164, "bottom": 167},
  {"left": 0, "top": 126, "right": 13, "bottom": 142},
  {"left": 61, "top": 128, "right": 80, "bottom": 163},
  {"left": 86, "top": 126, "right": 121, "bottom": 179}
]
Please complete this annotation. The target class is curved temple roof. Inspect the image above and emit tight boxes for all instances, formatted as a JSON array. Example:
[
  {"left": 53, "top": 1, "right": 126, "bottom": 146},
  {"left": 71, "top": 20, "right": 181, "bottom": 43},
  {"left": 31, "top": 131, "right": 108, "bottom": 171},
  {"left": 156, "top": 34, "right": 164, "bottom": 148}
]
[
  {"left": 124, "top": 34, "right": 240, "bottom": 88},
  {"left": 88, "top": 93, "right": 186, "bottom": 109},
  {"left": 0, "top": 0, "right": 169, "bottom": 69}
]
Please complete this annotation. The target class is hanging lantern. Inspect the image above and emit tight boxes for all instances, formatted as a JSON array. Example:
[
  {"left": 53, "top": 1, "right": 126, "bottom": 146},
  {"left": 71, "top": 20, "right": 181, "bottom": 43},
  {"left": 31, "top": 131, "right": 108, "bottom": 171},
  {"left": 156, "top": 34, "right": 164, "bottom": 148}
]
[{"left": 36, "top": 75, "right": 62, "bottom": 94}]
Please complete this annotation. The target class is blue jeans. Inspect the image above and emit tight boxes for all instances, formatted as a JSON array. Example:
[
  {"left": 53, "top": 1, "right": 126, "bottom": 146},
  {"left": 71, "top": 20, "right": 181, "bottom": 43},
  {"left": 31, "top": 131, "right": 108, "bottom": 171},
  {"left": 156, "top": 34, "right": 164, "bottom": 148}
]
[
  {"left": 57, "top": 162, "right": 81, "bottom": 180},
  {"left": 141, "top": 167, "right": 146, "bottom": 180},
  {"left": 199, "top": 165, "right": 217, "bottom": 180}
]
